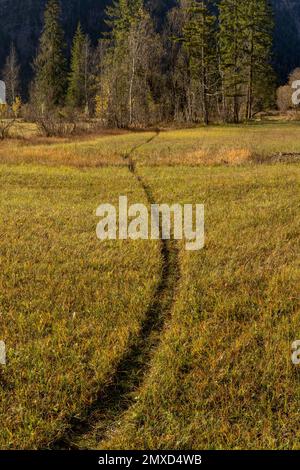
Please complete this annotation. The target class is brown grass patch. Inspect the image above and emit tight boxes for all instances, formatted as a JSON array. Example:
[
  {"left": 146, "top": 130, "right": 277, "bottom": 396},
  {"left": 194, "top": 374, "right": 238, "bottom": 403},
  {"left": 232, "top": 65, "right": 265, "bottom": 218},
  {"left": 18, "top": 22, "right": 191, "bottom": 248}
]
[{"left": 170, "top": 147, "right": 253, "bottom": 166}]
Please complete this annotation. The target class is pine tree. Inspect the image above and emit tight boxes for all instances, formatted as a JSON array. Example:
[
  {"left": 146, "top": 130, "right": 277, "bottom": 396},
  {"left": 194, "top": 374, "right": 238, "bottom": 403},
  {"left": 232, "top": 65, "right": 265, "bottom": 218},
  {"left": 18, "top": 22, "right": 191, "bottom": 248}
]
[
  {"left": 162, "top": 4, "right": 189, "bottom": 122},
  {"left": 33, "top": 0, "right": 67, "bottom": 108},
  {"left": 2, "top": 43, "right": 20, "bottom": 105},
  {"left": 106, "top": 0, "right": 144, "bottom": 45},
  {"left": 219, "top": 0, "right": 246, "bottom": 123},
  {"left": 182, "top": 0, "right": 218, "bottom": 124},
  {"left": 243, "top": 0, "right": 274, "bottom": 119},
  {"left": 67, "top": 23, "right": 89, "bottom": 110},
  {"left": 219, "top": 0, "right": 274, "bottom": 122}
]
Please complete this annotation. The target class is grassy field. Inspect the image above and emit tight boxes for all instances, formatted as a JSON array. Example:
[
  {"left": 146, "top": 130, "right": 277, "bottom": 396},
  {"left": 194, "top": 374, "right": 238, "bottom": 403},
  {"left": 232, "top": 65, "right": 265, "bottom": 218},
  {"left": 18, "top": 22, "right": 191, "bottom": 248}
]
[
  {"left": 0, "top": 164, "right": 161, "bottom": 449},
  {"left": 2, "top": 121, "right": 300, "bottom": 168},
  {"left": 0, "top": 122, "right": 299, "bottom": 449},
  {"left": 102, "top": 165, "right": 300, "bottom": 450}
]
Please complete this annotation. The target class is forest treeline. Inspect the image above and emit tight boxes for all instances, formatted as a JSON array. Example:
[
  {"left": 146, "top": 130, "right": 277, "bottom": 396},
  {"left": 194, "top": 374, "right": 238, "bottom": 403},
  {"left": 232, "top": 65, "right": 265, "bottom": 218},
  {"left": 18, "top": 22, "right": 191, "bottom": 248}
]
[{"left": 1, "top": 0, "right": 276, "bottom": 127}]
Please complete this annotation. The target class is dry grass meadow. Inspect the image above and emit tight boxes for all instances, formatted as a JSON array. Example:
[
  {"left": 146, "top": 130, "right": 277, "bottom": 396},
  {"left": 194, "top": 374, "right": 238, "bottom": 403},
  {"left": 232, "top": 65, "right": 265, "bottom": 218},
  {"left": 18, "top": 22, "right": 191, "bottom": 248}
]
[{"left": 0, "top": 121, "right": 299, "bottom": 449}]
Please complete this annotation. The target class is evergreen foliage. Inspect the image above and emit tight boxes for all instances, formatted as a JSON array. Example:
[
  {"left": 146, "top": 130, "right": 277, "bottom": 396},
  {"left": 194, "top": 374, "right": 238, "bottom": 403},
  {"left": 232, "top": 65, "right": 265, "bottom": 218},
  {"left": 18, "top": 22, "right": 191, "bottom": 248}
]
[{"left": 33, "top": 0, "right": 67, "bottom": 108}]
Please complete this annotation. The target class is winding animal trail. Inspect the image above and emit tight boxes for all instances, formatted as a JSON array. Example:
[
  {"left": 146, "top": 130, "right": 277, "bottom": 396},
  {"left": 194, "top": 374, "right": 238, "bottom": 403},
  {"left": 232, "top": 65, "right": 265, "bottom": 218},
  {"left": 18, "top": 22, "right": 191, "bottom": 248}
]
[{"left": 52, "top": 131, "right": 180, "bottom": 450}]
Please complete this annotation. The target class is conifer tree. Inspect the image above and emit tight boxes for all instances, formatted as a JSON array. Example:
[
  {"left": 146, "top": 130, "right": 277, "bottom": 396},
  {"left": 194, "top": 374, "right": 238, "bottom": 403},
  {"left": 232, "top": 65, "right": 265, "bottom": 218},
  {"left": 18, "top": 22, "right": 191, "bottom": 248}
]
[
  {"left": 219, "top": 0, "right": 246, "bottom": 123},
  {"left": 243, "top": 0, "right": 274, "bottom": 119},
  {"left": 67, "top": 23, "right": 92, "bottom": 112},
  {"left": 219, "top": 0, "right": 274, "bottom": 122},
  {"left": 33, "top": 0, "right": 67, "bottom": 108},
  {"left": 182, "top": 0, "right": 218, "bottom": 124}
]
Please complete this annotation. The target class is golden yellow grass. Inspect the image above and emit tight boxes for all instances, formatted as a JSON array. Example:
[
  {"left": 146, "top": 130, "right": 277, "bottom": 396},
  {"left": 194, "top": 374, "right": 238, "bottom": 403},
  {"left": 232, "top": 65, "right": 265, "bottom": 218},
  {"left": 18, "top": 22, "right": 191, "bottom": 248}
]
[
  {"left": 173, "top": 147, "right": 252, "bottom": 165},
  {"left": 0, "top": 164, "right": 161, "bottom": 449},
  {"left": 100, "top": 164, "right": 300, "bottom": 450},
  {"left": 2, "top": 121, "right": 300, "bottom": 168},
  {"left": 0, "top": 139, "right": 124, "bottom": 167},
  {"left": 1, "top": 122, "right": 300, "bottom": 450},
  {"left": 1, "top": 121, "right": 38, "bottom": 139}
]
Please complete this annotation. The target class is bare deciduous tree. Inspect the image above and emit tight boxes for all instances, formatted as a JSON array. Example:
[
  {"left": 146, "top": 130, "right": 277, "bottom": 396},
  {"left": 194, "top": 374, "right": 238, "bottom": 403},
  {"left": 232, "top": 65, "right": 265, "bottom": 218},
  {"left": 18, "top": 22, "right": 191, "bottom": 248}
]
[{"left": 2, "top": 43, "right": 21, "bottom": 105}]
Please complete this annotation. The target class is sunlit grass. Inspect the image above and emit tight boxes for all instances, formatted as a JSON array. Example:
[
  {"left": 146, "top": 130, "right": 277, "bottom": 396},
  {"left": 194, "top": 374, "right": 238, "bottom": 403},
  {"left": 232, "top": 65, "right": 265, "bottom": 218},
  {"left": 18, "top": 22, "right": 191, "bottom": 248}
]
[
  {"left": 0, "top": 164, "right": 161, "bottom": 449},
  {"left": 102, "top": 164, "right": 300, "bottom": 450},
  {"left": 0, "top": 122, "right": 300, "bottom": 450},
  {"left": 2, "top": 122, "right": 300, "bottom": 167}
]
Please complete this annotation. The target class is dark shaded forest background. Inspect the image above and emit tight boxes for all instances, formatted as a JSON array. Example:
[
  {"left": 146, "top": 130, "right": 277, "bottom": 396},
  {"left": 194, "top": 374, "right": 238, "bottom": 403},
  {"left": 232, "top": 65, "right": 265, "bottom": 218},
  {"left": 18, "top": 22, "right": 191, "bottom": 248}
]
[{"left": 0, "top": 0, "right": 300, "bottom": 95}]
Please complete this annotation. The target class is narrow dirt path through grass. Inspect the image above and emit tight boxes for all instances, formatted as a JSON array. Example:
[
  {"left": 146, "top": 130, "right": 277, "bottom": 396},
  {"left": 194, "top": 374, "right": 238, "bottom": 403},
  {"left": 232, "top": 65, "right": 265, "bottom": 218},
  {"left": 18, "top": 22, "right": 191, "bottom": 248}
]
[{"left": 52, "top": 132, "right": 181, "bottom": 450}]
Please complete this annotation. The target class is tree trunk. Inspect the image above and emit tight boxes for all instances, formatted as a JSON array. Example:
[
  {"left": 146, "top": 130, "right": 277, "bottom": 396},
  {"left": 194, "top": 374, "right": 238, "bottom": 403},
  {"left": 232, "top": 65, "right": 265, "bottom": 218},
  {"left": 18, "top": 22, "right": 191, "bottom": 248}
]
[
  {"left": 246, "top": 32, "right": 254, "bottom": 120},
  {"left": 129, "top": 55, "right": 135, "bottom": 127}
]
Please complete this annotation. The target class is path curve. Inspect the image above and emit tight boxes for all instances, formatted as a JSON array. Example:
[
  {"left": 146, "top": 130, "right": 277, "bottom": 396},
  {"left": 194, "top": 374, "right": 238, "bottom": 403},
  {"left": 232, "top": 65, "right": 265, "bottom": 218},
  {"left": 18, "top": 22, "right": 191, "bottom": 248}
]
[{"left": 51, "top": 131, "right": 180, "bottom": 450}]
